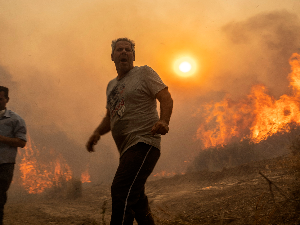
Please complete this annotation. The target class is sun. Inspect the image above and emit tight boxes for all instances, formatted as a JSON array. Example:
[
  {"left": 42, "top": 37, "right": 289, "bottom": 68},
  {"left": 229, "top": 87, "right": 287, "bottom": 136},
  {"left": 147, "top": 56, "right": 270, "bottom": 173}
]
[
  {"left": 173, "top": 56, "right": 197, "bottom": 77},
  {"left": 179, "top": 62, "right": 192, "bottom": 73}
]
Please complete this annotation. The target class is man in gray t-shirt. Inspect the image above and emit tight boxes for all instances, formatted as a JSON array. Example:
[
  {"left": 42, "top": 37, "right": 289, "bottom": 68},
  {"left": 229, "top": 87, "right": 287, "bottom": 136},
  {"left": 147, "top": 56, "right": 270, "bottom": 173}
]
[
  {"left": 86, "top": 38, "right": 173, "bottom": 225},
  {"left": 106, "top": 65, "right": 167, "bottom": 157}
]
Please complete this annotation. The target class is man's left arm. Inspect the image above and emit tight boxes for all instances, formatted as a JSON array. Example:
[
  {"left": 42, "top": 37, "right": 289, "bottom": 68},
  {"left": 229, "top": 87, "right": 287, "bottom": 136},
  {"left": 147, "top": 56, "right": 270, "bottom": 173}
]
[
  {"left": 0, "top": 117, "right": 27, "bottom": 148},
  {"left": 151, "top": 87, "right": 173, "bottom": 135},
  {"left": 0, "top": 135, "right": 26, "bottom": 148}
]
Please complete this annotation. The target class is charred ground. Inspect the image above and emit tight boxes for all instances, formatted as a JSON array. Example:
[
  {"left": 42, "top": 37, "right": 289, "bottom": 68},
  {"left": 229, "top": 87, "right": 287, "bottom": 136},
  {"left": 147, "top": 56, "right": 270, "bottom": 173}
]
[{"left": 4, "top": 150, "right": 300, "bottom": 225}]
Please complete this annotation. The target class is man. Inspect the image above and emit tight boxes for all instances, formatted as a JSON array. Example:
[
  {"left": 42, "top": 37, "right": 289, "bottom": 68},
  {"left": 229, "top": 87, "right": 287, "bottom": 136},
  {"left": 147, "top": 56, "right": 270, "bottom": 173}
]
[
  {"left": 86, "top": 38, "right": 173, "bottom": 225},
  {"left": 0, "top": 86, "right": 27, "bottom": 225}
]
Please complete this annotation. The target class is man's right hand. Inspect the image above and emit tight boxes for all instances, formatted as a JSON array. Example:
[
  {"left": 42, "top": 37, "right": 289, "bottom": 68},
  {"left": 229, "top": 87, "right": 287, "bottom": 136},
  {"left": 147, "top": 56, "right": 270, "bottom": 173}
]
[{"left": 86, "top": 132, "right": 101, "bottom": 152}]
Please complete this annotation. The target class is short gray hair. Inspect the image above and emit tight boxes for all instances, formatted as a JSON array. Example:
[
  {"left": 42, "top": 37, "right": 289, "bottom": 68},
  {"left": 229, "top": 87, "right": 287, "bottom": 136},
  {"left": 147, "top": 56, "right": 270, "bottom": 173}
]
[{"left": 111, "top": 38, "right": 135, "bottom": 55}]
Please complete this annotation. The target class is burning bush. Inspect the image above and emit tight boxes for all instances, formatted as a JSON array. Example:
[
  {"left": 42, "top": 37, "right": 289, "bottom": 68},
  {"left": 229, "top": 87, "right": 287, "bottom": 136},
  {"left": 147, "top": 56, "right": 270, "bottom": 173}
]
[
  {"left": 191, "top": 53, "right": 300, "bottom": 174},
  {"left": 13, "top": 135, "right": 90, "bottom": 197}
]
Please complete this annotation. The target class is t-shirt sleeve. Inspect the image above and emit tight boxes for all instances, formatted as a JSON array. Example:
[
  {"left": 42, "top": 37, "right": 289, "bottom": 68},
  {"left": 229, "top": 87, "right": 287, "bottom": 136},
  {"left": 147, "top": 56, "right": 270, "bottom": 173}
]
[
  {"left": 14, "top": 117, "right": 27, "bottom": 142},
  {"left": 143, "top": 66, "right": 167, "bottom": 98}
]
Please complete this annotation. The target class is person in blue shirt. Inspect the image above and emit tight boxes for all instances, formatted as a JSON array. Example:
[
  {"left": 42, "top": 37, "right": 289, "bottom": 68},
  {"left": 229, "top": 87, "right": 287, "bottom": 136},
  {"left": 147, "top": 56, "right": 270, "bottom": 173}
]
[{"left": 0, "top": 86, "right": 27, "bottom": 225}]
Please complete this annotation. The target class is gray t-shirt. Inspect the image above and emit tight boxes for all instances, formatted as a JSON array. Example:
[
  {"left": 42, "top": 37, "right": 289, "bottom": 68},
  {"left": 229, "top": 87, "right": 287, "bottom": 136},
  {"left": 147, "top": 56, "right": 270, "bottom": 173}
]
[{"left": 106, "top": 65, "right": 167, "bottom": 156}]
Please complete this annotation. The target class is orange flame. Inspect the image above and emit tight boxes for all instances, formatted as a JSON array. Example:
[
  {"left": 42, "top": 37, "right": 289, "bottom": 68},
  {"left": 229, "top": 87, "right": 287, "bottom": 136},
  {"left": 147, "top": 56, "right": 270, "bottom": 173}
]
[
  {"left": 19, "top": 136, "right": 73, "bottom": 194},
  {"left": 196, "top": 53, "right": 300, "bottom": 148},
  {"left": 81, "top": 168, "right": 91, "bottom": 183}
]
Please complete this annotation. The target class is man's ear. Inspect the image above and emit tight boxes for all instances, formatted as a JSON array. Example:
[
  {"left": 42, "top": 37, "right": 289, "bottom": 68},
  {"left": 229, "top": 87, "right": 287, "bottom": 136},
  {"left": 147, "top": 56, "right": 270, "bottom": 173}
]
[
  {"left": 133, "top": 52, "right": 135, "bottom": 61},
  {"left": 111, "top": 54, "right": 114, "bottom": 61},
  {"left": 6, "top": 97, "right": 9, "bottom": 103}
]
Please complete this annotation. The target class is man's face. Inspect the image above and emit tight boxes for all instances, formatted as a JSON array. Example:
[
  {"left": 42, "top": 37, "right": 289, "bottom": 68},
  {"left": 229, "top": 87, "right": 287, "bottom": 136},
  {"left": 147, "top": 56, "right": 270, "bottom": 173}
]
[
  {"left": 0, "top": 91, "right": 8, "bottom": 111},
  {"left": 111, "top": 41, "right": 135, "bottom": 74}
]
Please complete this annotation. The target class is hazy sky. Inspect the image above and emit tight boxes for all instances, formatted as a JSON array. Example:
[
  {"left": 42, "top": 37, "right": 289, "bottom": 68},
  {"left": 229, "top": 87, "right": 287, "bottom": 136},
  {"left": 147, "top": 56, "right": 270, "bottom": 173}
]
[{"left": 1, "top": 0, "right": 300, "bottom": 182}]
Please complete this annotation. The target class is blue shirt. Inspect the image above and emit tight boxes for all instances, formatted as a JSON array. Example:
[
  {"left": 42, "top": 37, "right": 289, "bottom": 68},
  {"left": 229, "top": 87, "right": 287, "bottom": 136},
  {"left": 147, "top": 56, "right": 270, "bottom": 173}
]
[{"left": 0, "top": 109, "right": 27, "bottom": 164}]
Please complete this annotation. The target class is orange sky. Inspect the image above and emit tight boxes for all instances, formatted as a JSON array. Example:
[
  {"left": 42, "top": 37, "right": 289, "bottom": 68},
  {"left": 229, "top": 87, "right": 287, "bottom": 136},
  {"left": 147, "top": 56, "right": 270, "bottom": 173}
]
[{"left": 1, "top": 0, "right": 300, "bottom": 181}]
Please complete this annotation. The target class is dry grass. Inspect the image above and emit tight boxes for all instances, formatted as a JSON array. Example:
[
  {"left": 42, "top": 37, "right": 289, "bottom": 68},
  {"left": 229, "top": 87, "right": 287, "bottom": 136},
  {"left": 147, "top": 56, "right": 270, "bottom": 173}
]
[
  {"left": 151, "top": 136, "right": 300, "bottom": 225},
  {"left": 5, "top": 136, "right": 300, "bottom": 225}
]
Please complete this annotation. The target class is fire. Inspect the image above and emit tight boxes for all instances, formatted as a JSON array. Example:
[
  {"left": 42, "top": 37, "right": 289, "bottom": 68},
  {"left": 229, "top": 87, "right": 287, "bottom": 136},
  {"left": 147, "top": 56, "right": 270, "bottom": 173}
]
[
  {"left": 19, "top": 136, "right": 73, "bottom": 194},
  {"left": 81, "top": 167, "right": 91, "bottom": 183},
  {"left": 289, "top": 53, "right": 300, "bottom": 92},
  {"left": 196, "top": 53, "right": 300, "bottom": 148},
  {"left": 18, "top": 135, "right": 90, "bottom": 194}
]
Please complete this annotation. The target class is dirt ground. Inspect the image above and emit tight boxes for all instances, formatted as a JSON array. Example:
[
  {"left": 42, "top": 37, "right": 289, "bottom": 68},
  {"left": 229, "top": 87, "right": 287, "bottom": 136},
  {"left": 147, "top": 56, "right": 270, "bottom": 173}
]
[{"left": 4, "top": 154, "right": 300, "bottom": 225}]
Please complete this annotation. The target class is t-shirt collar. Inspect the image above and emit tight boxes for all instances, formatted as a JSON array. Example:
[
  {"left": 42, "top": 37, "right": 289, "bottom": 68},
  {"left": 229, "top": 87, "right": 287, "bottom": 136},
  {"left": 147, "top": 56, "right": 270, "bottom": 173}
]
[
  {"left": 0, "top": 108, "right": 10, "bottom": 118},
  {"left": 117, "top": 66, "right": 137, "bottom": 81},
  {"left": 0, "top": 109, "right": 5, "bottom": 117}
]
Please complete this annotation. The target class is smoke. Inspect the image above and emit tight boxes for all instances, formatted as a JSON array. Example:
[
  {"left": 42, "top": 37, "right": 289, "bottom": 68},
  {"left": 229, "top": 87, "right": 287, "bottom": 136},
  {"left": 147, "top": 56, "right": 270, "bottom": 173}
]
[
  {"left": 211, "top": 10, "right": 300, "bottom": 99},
  {"left": 1, "top": 0, "right": 300, "bottom": 186},
  {"left": 183, "top": 11, "right": 300, "bottom": 172},
  {"left": 157, "top": 10, "right": 300, "bottom": 174},
  {"left": 0, "top": 66, "right": 19, "bottom": 103},
  {"left": 1, "top": 65, "right": 117, "bottom": 184}
]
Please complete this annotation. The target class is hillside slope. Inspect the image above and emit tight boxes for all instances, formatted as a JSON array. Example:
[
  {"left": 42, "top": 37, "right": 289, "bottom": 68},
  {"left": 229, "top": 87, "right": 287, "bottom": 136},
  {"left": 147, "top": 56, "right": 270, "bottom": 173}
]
[{"left": 4, "top": 154, "right": 300, "bottom": 225}]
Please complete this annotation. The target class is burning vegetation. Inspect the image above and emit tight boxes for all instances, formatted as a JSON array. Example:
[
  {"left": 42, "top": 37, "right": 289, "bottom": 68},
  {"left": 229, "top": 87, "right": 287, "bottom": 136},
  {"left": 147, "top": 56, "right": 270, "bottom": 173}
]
[
  {"left": 197, "top": 53, "right": 300, "bottom": 149},
  {"left": 189, "top": 53, "right": 300, "bottom": 172},
  {"left": 13, "top": 53, "right": 300, "bottom": 185},
  {"left": 15, "top": 135, "right": 91, "bottom": 196}
]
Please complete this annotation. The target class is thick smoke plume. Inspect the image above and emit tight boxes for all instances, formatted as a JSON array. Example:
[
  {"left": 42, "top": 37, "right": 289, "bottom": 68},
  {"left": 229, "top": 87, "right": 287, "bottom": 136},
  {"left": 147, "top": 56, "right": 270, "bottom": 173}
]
[{"left": 1, "top": 4, "right": 300, "bottom": 188}]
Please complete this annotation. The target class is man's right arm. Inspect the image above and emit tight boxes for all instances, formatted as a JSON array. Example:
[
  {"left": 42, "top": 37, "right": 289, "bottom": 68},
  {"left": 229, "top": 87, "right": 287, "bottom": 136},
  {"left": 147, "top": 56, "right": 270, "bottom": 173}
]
[{"left": 86, "top": 109, "right": 111, "bottom": 152}]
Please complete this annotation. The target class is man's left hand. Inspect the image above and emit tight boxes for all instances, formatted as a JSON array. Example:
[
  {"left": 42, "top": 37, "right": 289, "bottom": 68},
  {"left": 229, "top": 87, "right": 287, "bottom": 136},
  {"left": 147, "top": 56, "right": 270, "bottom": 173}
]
[{"left": 151, "top": 120, "right": 169, "bottom": 135}]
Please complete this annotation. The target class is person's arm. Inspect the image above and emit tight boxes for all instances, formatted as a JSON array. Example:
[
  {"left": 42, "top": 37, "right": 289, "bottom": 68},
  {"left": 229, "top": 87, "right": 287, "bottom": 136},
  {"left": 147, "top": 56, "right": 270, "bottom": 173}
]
[
  {"left": 86, "top": 109, "right": 111, "bottom": 152},
  {"left": 151, "top": 87, "right": 173, "bottom": 135},
  {"left": 0, "top": 135, "right": 26, "bottom": 148}
]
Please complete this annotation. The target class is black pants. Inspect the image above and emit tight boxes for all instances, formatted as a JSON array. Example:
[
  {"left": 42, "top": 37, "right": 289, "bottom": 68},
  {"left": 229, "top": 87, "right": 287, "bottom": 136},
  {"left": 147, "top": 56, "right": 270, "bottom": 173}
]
[
  {"left": 0, "top": 163, "right": 14, "bottom": 225},
  {"left": 110, "top": 142, "right": 160, "bottom": 225}
]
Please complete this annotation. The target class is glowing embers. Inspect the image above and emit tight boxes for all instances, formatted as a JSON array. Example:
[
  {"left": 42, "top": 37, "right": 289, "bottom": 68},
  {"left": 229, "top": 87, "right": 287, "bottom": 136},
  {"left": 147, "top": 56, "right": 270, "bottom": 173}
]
[
  {"left": 173, "top": 56, "right": 198, "bottom": 77},
  {"left": 196, "top": 53, "right": 300, "bottom": 149}
]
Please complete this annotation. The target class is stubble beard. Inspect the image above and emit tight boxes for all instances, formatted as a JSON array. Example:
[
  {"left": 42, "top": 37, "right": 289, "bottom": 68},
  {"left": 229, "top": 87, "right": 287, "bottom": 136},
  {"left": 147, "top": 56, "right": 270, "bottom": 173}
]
[{"left": 116, "top": 62, "right": 133, "bottom": 76}]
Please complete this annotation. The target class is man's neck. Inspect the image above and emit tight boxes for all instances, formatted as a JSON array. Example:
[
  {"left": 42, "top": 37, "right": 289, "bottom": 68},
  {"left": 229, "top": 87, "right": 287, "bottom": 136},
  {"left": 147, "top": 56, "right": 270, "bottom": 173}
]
[{"left": 117, "top": 67, "right": 133, "bottom": 80}]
